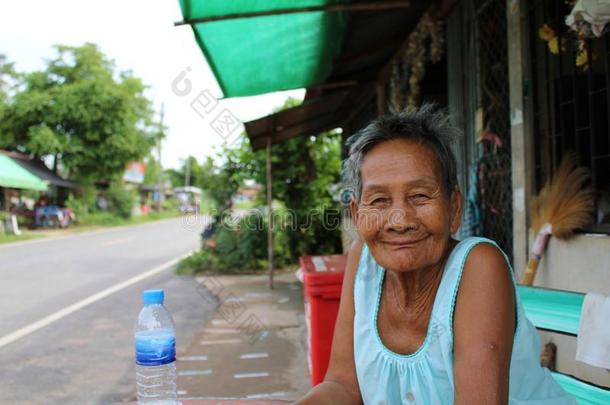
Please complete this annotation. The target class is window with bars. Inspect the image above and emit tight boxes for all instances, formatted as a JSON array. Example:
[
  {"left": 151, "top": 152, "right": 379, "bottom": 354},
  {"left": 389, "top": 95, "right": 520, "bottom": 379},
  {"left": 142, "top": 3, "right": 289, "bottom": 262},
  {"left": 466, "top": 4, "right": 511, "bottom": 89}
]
[{"left": 528, "top": 0, "right": 610, "bottom": 232}]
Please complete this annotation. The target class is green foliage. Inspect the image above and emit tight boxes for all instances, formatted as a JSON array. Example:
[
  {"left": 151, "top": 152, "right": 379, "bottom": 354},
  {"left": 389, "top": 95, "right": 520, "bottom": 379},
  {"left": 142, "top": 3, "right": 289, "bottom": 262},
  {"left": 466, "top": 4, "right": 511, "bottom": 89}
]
[
  {"left": 177, "top": 212, "right": 292, "bottom": 275},
  {"left": 106, "top": 182, "right": 137, "bottom": 219},
  {"left": 143, "top": 155, "right": 161, "bottom": 186},
  {"left": 176, "top": 97, "right": 343, "bottom": 274},
  {"left": 0, "top": 232, "right": 43, "bottom": 245},
  {"left": 176, "top": 249, "right": 217, "bottom": 275},
  {"left": 65, "top": 194, "right": 90, "bottom": 217},
  {"left": 73, "top": 209, "right": 178, "bottom": 228},
  {"left": 198, "top": 153, "right": 242, "bottom": 214},
  {"left": 0, "top": 54, "right": 18, "bottom": 105},
  {"left": 171, "top": 152, "right": 245, "bottom": 214},
  {"left": 227, "top": 98, "right": 344, "bottom": 259},
  {"left": 0, "top": 43, "right": 157, "bottom": 182}
]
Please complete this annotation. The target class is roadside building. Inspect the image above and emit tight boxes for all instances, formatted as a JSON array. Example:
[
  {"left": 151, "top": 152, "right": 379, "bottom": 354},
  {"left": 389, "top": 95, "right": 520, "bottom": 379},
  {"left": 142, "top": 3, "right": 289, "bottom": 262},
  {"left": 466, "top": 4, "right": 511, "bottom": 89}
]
[{"left": 179, "top": 0, "right": 610, "bottom": 396}]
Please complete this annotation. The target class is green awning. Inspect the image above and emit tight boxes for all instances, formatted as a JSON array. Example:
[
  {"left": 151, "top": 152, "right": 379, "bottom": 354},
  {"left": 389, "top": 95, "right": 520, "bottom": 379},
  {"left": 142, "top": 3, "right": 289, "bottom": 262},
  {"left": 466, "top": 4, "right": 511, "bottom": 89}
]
[
  {"left": 0, "top": 154, "right": 48, "bottom": 191},
  {"left": 177, "top": 0, "right": 349, "bottom": 97}
]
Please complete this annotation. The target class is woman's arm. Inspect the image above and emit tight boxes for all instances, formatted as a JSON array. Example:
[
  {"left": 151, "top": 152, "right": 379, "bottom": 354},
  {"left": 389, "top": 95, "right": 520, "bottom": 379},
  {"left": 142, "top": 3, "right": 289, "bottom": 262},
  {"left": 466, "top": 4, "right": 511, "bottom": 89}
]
[
  {"left": 453, "top": 243, "right": 516, "bottom": 405},
  {"left": 294, "top": 239, "right": 363, "bottom": 405}
]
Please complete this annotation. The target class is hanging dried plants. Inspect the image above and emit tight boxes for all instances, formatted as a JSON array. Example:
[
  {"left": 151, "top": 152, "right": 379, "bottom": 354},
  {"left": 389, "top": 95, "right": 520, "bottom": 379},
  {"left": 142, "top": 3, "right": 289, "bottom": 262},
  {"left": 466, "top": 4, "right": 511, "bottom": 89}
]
[{"left": 388, "top": 12, "right": 445, "bottom": 112}]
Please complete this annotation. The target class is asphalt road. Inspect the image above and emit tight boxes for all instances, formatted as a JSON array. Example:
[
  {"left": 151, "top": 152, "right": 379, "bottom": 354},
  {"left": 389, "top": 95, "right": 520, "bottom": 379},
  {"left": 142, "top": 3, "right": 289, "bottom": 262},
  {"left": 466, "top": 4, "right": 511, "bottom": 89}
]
[{"left": 0, "top": 217, "right": 217, "bottom": 405}]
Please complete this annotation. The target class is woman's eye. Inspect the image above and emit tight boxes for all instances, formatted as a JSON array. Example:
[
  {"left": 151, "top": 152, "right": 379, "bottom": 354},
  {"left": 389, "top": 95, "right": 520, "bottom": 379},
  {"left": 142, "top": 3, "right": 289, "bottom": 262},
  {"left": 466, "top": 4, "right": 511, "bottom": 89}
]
[
  {"left": 411, "top": 194, "right": 430, "bottom": 202},
  {"left": 371, "top": 198, "right": 389, "bottom": 205}
]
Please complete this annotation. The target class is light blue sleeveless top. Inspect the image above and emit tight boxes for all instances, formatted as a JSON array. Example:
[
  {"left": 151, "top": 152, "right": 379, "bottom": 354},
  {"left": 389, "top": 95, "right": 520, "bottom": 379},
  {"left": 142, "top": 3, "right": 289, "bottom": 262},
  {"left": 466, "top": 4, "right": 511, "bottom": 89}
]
[{"left": 353, "top": 236, "right": 576, "bottom": 405}]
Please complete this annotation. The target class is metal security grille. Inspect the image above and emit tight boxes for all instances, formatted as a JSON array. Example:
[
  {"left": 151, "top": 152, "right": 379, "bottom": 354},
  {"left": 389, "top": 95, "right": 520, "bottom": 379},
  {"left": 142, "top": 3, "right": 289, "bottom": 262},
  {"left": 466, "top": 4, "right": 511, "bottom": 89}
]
[
  {"left": 528, "top": 0, "right": 610, "bottom": 231},
  {"left": 472, "top": 0, "right": 514, "bottom": 257}
]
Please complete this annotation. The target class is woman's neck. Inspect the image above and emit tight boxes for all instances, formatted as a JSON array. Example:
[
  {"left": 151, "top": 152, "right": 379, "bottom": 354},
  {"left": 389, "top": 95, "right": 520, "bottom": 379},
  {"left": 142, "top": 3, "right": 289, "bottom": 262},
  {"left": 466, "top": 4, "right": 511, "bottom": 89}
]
[{"left": 386, "top": 240, "right": 456, "bottom": 317}]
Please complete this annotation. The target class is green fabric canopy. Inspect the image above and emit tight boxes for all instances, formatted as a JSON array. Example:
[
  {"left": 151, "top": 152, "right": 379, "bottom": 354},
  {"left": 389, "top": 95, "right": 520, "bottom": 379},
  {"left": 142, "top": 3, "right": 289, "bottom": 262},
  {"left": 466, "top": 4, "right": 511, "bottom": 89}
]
[
  {"left": 178, "top": 0, "right": 349, "bottom": 97},
  {"left": 0, "top": 154, "right": 48, "bottom": 191}
]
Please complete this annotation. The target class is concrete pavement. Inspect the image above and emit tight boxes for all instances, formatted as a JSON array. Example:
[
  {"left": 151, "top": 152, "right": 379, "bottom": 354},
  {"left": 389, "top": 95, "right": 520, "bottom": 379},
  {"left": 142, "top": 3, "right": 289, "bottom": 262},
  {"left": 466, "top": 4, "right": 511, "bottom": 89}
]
[{"left": 175, "top": 271, "right": 311, "bottom": 402}]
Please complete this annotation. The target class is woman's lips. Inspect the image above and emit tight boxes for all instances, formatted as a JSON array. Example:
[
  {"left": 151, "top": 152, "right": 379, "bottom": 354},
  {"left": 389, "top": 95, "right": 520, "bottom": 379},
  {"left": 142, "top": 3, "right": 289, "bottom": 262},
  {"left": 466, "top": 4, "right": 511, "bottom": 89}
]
[{"left": 381, "top": 238, "right": 424, "bottom": 248}]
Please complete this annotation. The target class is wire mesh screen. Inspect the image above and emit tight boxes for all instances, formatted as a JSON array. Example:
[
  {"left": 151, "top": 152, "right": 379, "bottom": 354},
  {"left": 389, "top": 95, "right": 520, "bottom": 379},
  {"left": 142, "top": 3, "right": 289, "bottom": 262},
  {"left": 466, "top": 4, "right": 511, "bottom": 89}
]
[
  {"left": 471, "top": 0, "right": 513, "bottom": 258},
  {"left": 528, "top": 0, "right": 610, "bottom": 230}
]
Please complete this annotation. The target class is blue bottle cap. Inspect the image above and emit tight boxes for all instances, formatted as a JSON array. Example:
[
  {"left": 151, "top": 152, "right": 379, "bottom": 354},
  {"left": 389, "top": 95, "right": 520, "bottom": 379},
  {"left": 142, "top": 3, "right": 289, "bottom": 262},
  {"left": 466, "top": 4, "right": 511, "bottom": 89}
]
[{"left": 143, "top": 289, "right": 164, "bottom": 305}]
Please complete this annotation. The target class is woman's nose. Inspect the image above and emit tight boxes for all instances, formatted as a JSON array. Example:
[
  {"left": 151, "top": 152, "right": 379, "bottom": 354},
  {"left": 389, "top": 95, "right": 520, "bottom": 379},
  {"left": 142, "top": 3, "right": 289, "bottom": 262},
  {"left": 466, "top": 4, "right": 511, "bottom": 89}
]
[{"left": 385, "top": 202, "right": 418, "bottom": 232}]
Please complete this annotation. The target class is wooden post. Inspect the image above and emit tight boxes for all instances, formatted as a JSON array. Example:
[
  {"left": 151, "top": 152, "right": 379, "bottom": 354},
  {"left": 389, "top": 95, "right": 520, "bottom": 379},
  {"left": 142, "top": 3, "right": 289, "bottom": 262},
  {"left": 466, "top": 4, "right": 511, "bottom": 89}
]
[
  {"left": 2, "top": 188, "right": 8, "bottom": 213},
  {"left": 266, "top": 137, "right": 274, "bottom": 289},
  {"left": 507, "top": 0, "right": 533, "bottom": 278}
]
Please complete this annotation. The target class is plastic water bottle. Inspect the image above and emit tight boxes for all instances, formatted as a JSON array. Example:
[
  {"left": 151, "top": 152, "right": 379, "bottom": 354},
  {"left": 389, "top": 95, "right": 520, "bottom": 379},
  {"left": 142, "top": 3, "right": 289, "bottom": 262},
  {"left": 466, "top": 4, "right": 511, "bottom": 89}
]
[{"left": 134, "top": 289, "right": 178, "bottom": 404}]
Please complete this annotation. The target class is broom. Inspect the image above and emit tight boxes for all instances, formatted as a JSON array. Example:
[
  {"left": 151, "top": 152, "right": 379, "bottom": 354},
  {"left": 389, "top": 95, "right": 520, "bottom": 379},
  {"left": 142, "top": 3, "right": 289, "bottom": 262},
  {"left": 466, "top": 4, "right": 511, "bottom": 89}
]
[{"left": 520, "top": 154, "right": 594, "bottom": 285}]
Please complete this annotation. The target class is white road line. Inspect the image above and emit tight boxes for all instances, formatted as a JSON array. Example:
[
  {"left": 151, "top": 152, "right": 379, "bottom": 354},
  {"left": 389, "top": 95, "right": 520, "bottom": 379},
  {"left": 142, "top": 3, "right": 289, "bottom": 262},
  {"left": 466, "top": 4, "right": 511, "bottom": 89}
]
[
  {"left": 234, "top": 372, "right": 270, "bottom": 379},
  {"left": 0, "top": 250, "right": 194, "bottom": 350},
  {"left": 178, "top": 369, "right": 213, "bottom": 377},
  {"left": 277, "top": 297, "right": 290, "bottom": 304},
  {"left": 199, "top": 339, "right": 241, "bottom": 345},
  {"left": 177, "top": 390, "right": 188, "bottom": 396},
  {"left": 244, "top": 292, "right": 271, "bottom": 298},
  {"left": 178, "top": 355, "right": 209, "bottom": 361},
  {"left": 211, "top": 319, "right": 228, "bottom": 326},
  {"left": 239, "top": 352, "right": 269, "bottom": 359},
  {"left": 204, "top": 328, "right": 240, "bottom": 334}
]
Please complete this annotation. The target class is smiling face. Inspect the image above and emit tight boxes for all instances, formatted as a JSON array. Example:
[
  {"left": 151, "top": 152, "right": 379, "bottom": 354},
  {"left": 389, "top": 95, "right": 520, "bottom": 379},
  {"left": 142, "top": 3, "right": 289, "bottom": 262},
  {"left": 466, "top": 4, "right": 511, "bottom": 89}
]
[{"left": 351, "top": 138, "right": 462, "bottom": 274}]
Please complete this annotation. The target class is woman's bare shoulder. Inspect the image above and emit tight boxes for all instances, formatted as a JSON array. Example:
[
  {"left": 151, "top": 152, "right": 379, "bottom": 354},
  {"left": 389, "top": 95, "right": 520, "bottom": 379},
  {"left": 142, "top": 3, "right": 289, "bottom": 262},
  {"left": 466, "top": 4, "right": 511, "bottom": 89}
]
[
  {"left": 345, "top": 238, "right": 364, "bottom": 278},
  {"left": 463, "top": 242, "right": 510, "bottom": 281},
  {"left": 456, "top": 240, "right": 515, "bottom": 328}
]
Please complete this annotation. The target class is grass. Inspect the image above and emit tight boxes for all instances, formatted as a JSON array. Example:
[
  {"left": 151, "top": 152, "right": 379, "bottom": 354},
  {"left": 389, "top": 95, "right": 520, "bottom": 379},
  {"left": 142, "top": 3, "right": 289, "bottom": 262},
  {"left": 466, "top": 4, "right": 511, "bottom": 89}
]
[
  {"left": 0, "top": 232, "right": 44, "bottom": 245},
  {"left": 74, "top": 209, "right": 180, "bottom": 228},
  {"left": 0, "top": 210, "right": 182, "bottom": 246}
]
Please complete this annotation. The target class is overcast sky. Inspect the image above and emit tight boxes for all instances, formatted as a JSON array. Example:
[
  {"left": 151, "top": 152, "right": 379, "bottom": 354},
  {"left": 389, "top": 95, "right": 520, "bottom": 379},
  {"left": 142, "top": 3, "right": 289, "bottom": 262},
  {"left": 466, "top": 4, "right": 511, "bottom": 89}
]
[{"left": 0, "top": 0, "right": 304, "bottom": 169}]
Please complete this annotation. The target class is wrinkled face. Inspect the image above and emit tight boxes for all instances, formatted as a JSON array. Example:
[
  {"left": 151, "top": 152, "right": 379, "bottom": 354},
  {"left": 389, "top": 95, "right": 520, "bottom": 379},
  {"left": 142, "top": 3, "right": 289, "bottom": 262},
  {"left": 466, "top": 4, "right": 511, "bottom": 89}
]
[{"left": 351, "top": 139, "right": 462, "bottom": 273}]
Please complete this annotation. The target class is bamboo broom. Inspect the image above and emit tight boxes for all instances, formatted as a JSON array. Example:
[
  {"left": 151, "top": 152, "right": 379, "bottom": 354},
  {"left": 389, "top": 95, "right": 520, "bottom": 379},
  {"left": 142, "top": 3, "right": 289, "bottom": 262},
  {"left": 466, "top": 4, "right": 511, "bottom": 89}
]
[{"left": 521, "top": 155, "right": 594, "bottom": 285}]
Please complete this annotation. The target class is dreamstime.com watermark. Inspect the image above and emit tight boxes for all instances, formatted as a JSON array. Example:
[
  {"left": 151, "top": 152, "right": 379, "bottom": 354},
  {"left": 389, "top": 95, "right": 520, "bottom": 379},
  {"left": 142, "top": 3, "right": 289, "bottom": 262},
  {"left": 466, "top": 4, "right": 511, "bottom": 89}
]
[
  {"left": 181, "top": 207, "right": 344, "bottom": 233},
  {"left": 171, "top": 66, "right": 242, "bottom": 145},
  {"left": 181, "top": 205, "right": 429, "bottom": 234},
  {"left": 196, "top": 275, "right": 268, "bottom": 345}
]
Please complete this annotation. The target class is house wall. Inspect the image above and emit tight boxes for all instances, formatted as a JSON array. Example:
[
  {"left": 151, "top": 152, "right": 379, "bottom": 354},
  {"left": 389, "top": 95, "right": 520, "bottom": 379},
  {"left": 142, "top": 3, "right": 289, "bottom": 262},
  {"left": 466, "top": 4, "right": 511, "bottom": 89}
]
[{"left": 508, "top": 0, "right": 610, "bottom": 388}]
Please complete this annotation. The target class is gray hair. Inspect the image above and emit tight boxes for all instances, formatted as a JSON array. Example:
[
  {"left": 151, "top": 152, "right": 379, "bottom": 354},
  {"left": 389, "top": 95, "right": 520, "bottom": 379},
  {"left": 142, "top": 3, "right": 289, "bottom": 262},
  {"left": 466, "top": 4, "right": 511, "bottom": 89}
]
[{"left": 342, "top": 104, "right": 459, "bottom": 203}]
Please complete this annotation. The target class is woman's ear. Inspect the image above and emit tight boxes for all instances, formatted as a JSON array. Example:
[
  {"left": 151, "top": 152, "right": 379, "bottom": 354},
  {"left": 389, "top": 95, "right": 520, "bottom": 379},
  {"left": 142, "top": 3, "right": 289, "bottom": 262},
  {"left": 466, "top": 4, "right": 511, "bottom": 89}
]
[
  {"left": 450, "top": 186, "right": 463, "bottom": 234},
  {"left": 350, "top": 195, "right": 359, "bottom": 225}
]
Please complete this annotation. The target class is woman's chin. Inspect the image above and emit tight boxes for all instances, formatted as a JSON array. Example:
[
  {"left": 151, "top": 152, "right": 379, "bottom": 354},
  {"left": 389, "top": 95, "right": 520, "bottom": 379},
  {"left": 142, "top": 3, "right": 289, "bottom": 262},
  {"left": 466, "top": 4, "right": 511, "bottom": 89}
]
[{"left": 378, "top": 254, "right": 420, "bottom": 273}]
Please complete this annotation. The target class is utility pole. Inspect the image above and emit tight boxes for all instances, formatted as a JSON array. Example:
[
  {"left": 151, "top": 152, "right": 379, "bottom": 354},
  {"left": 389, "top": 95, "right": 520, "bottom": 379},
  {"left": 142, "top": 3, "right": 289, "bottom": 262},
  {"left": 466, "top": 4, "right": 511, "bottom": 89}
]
[
  {"left": 156, "top": 104, "right": 165, "bottom": 211},
  {"left": 266, "top": 137, "right": 274, "bottom": 289},
  {"left": 184, "top": 157, "right": 191, "bottom": 187}
]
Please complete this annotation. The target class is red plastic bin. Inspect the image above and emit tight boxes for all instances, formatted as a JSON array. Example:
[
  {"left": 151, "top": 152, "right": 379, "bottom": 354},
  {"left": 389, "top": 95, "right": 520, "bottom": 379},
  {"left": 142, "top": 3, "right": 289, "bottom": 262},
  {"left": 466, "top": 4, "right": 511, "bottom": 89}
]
[{"left": 299, "top": 254, "right": 347, "bottom": 386}]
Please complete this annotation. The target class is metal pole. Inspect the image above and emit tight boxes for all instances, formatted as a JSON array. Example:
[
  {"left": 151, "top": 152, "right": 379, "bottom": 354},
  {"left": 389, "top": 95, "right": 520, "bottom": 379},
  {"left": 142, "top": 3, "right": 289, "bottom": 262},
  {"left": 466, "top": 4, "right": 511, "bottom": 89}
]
[
  {"left": 266, "top": 137, "right": 274, "bottom": 289},
  {"left": 156, "top": 104, "right": 165, "bottom": 211}
]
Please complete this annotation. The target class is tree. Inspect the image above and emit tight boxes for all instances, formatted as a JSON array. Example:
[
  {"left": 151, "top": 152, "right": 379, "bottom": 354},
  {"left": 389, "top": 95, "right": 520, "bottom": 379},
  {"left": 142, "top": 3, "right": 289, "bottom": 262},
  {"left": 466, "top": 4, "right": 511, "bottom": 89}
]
[
  {"left": 226, "top": 97, "right": 344, "bottom": 258},
  {"left": 0, "top": 54, "right": 18, "bottom": 105},
  {"left": 0, "top": 43, "right": 157, "bottom": 182}
]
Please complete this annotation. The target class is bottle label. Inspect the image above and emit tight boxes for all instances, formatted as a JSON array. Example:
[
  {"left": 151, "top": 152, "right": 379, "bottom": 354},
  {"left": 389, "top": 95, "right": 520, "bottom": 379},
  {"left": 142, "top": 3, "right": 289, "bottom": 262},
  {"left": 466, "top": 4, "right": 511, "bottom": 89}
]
[{"left": 135, "top": 330, "right": 176, "bottom": 366}]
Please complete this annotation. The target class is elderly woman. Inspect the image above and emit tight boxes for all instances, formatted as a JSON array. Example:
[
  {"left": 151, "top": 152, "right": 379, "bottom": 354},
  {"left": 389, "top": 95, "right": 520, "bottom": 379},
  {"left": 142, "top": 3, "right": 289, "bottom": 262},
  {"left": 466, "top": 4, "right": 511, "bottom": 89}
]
[{"left": 295, "top": 106, "right": 575, "bottom": 404}]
